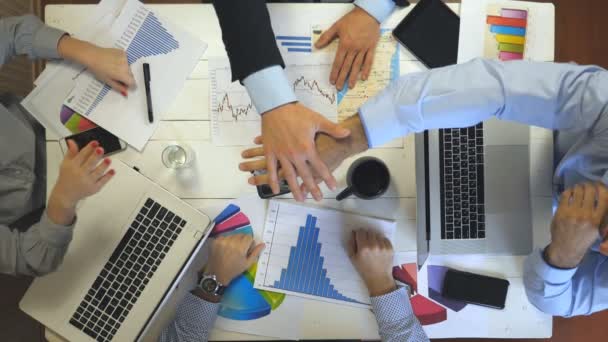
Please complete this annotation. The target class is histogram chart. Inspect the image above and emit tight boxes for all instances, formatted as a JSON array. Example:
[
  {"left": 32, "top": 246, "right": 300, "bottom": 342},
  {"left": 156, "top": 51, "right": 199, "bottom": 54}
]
[
  {"left": 210, "top": 58, "right": 338, "bottom": 146},
  {"left": 61, "top": 0, "right": 206, "bottom": 150},
  {"left": 484, "top": 5, "right": 528, "bottom": 61},
  {"left": 68, "top": 6, "right": 180, "bottom": 116},
  {"left": 254, "top": 201, "right": 396, "bottom": 307}
]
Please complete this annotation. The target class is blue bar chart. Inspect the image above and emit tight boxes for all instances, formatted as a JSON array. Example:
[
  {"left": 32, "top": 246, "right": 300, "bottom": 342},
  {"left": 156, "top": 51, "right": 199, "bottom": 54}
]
[
  {"left": 254, "top": 201, "right": 397, "bottom": 307},
  {"left": 85, "top": 8, "right": 180, "bottom": 116},
  {"left": 273, "top": 214, "right": 360, "bottom": 303}
]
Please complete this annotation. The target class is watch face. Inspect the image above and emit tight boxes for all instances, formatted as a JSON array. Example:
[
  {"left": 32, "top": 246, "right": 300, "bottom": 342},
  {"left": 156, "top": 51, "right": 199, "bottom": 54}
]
[{"left": 201, "top": 278, "right": 218, "bottom": 293}]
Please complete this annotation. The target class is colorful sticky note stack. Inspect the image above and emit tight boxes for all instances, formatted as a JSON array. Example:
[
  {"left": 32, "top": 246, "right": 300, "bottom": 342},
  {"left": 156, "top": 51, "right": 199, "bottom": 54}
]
[{"left": 487, "top": 8, "right": 528, "bottom": 61}]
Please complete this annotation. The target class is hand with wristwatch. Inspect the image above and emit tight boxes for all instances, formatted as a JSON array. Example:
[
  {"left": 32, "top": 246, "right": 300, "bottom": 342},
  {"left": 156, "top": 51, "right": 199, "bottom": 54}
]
[{"left": 192, "top": 234, "right": 266, "bottom": 303}]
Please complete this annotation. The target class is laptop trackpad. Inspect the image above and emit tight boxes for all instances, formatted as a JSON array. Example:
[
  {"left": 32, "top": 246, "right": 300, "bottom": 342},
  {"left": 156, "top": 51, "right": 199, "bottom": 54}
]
[{"left": 484, "top": 145, "right": 530, "bottom": 214}]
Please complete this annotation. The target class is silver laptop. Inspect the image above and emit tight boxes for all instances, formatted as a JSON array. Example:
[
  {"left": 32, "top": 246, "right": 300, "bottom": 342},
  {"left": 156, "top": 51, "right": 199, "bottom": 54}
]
[
  {"left": 20, "top": 161, "right": 212, "bottom": 342},
  {"left": 415, "top": 118, "right": 533, "bottom": 266}
]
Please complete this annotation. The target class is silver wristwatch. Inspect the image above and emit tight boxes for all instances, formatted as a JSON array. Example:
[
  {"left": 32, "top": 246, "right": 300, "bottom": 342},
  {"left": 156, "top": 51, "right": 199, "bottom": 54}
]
[{"left": 197, "top": 274, "right": 226, "bottom": 296}]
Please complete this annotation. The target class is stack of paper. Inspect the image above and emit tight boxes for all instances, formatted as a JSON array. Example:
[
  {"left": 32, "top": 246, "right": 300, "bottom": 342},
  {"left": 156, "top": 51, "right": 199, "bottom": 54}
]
[{"left": 23, "top": 0, "right": 207, "bottom": 150}]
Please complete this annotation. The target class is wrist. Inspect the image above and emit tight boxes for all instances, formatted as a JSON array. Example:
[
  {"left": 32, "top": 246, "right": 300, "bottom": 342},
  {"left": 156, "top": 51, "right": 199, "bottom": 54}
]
[
  {"left": 342, "top": 114, "right": 369, "bottom": 155},
  {"left": 58, "top": 36, "right": 97, "bottom": 68},
  {"left": 191, "top": 288, "right": 222, "bottom": 303},
  {"left": 366, "top": 274, "right": 396, "bottom": 297},
  {"left": 545, "top": 244, "right": 581, "bottom": 269},
  {"left": 47, "top": 188, "right": 77, "bottom": 226}
]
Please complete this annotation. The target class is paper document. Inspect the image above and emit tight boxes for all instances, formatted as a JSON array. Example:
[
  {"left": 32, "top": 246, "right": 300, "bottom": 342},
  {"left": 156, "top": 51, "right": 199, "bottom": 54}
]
[
  {"left": 63, "top": 0, "right": 206, "bottom": 150},
  {"left": 457, "top": 0, "right": 554, "bottom": 63},
  {"left": 209, "top": 56, "right": 338, "bottom": 146},
  {"left": 254, "top": 200, "right": 396, "bottom": 308}
]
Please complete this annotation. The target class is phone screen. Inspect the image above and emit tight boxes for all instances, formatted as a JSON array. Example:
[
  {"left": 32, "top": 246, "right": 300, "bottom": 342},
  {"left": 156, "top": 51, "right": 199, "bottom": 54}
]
[
  {"left": 392, "top": 0, "right": 460, "bottom": 68},
  {"left": 65, "top": 127, "right": 123, "bottom": 155},
  {"left": 252, "top": 170, "right": 291, "bottom": 199},
  {"left": 442, "top": 269, "right": 509, "bottom": 309}
]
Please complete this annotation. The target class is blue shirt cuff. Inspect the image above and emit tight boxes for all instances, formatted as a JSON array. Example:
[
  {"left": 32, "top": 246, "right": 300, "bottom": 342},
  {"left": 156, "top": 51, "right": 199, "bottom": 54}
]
[
  {"left": 359, "top": 90, "right": 410, "bottom": 148},
  {"left": 354, "top": 0, "right": 396, "bottom": 23},
  {"left": 242, "top": 66, "right": 297, "bottom": 114},
  {"left": 529, "top": 248, "right": 578, "bottom": 284}
]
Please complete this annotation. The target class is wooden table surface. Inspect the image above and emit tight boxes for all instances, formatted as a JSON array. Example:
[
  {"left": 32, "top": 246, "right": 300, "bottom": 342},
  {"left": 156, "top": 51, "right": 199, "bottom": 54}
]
[{"left": 33, "top": 0, "right": 608, "bottom": 341}]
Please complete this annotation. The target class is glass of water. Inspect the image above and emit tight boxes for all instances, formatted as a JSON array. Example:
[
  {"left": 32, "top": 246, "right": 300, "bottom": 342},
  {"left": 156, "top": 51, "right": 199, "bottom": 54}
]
[{"left": 162, "top": 144, "right": 195, "bottom": 169}]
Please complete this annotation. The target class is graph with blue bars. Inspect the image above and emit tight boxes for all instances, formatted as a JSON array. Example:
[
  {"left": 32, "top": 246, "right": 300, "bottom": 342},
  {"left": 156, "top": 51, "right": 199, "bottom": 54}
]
[
  {"left": 85, "top": 9, "right": 179, "bottom": 116},
  {"left": 271, "top": 214, "right": 361, "bottom": 304}
]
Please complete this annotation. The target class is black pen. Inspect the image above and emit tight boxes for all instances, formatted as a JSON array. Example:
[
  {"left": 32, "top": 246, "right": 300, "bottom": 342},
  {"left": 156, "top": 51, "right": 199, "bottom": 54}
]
[{"left": 143, "top": 63, "right": 153, "bottom": 123}]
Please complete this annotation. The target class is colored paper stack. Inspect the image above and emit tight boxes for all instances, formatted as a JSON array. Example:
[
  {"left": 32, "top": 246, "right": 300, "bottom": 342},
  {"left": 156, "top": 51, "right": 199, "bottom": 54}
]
[{"left": 486, "top": 8, "right": 528, "bottom": 61}]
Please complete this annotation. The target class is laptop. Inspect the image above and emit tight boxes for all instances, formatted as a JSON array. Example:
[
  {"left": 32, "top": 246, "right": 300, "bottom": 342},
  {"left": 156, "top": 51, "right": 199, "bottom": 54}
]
[
  {"left": 20, "top": 161, "right": 212, "bottom": 342},
  {"left": 415, "top": 118, "right": 533, "bottom": 266}
]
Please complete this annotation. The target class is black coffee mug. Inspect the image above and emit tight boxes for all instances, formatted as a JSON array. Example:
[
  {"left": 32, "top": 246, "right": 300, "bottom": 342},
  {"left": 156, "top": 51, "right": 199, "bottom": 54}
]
[{"left": 336, "top": 157, "right": 390, "bottom": 201}]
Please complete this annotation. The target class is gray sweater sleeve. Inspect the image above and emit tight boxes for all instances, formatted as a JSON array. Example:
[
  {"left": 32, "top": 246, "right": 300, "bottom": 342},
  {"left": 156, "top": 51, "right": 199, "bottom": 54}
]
[
  {"left": 0, "top": 15, "right": 66, "bottom": 64},
  {"left": 0, "top": 210, "right": 75, "bottom": 276}
]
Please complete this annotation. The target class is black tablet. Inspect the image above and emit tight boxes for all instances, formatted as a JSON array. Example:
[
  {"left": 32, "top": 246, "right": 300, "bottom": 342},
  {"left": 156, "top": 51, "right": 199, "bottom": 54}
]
[{"left": 392, "top": 0, "right": 460, "bottom": 69}]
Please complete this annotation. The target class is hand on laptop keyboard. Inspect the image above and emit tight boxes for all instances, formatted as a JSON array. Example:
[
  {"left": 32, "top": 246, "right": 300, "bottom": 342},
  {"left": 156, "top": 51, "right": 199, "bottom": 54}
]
[
  {"left": 545, "top": 183, "right": 608, "bottom": 268},
  {"left": 48, "top": 140, "right": 115, "bottom": 225}
]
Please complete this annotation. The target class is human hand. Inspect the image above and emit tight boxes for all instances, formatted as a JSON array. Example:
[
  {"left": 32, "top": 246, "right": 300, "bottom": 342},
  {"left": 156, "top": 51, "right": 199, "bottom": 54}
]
[
  {"left": 48, "top": 140, "right": 115, "bottom": 225},
  {"left": 315, "top": 7, "right": 380, "bottom": 90},
  {"left": 253, "top": 103, "right": 350, "bottom": 201},
  {"left": 348, "top": 229, "right": 396, "bottom": 297},
  {"left": 205, "top": 234, "right": 265, "bottom": 285},
  {"left": 239, "top": 113, "right": 368, "bottom": 197},
  {"left": 58, "top": 36, "right": 135, "bottom": 95},
  {"left": 84, "top": 46, "right": 135, "bottom": 96},
  {"left": 545, "top": 183, "right": 608, "bottom": 268}
]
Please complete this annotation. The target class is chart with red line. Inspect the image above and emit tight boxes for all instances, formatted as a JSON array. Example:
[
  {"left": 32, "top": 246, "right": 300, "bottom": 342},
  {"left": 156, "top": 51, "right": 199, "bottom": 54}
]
[{"left": 484, "top": 5, "right": 529, "bottom": 61}]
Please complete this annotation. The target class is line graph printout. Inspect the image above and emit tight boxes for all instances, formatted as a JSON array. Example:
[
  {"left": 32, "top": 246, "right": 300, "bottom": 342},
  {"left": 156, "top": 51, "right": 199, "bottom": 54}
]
[
  {"left": 254, "top": 201, "right": 396, "bottom": 308},
  {"left": 63, "top": 0, "right": 206, "bottom": 150},
  {"left": 210, "top": 57, "right": 337, "bottom": 146}
]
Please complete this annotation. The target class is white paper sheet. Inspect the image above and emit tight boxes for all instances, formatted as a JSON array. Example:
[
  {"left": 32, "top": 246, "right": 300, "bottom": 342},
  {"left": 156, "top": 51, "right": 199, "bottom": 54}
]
[{"left": 62, "top": 0, "right": 207, "bottom": 150}]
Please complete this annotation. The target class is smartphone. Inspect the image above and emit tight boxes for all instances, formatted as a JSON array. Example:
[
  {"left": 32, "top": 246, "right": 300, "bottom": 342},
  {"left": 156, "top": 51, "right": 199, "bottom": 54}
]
[
  {"left": 60, "top": 127, "right": 127, "bottom": 156},
  {"left": 392, "top": 0, "right": 460, "bottom": 69},
  {"left": 252, "top": 170, "right": 291, "bottom": 199},
  {"left": 442, "top": 268, "right": 509, "bottom": 309}
]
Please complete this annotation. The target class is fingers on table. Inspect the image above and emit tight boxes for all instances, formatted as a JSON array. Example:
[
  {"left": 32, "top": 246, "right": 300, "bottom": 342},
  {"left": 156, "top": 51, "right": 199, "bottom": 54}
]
[{"left": 74, "top": 141, "right": 98, "bottom": 165}]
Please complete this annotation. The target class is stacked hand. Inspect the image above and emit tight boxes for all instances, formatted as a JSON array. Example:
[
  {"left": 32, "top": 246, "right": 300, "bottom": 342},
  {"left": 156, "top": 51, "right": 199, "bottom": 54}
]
[
  {"left": 348, "top": 229, "right": 396, "bottom": 297},
  {"left": 545, "top": 183, "right": 608, "bottom": 268},
  {"left": 205, "top": 234, "right": 265, "bottom": 286},
  {"left": 315, "top": 7, "right": 381, "bottom": 90},
  {"left": 239, "top": 103, "right": 350, "bottom": 202},
  {"left": 240, "top": 113, "right": 368, "bottom": 199},
  {"left": 48, "top": 140, "right": 115, "bottom": 225}
]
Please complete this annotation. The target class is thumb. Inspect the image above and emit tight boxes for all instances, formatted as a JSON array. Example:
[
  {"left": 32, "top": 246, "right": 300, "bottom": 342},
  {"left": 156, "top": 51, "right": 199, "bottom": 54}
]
[
  {"left": 318, "top": 118, "right": 351, "bottom": 139},
  {"left": 246, "top": 242, "right": 266, "bottom": 267},
  {"left": 315, "top": 24, "right": 338, "bottom": 49},
  {"left": 66, "top": 139, "right": 79, "bottom": 158}
]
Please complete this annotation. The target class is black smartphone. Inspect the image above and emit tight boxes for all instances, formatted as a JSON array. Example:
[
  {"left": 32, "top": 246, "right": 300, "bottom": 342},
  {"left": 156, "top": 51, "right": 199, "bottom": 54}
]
[
  {"left": 442, "top": 269, "right": 509, "bottom": 309},
  {"left": 392, "top": 0, "right": 460, "bottom": 69},
  {"left": 61, "top": 127, "right": 126, "bottom": 156},
  {"left": 252, "top": 170, "right": 291, "bottom": 199}
]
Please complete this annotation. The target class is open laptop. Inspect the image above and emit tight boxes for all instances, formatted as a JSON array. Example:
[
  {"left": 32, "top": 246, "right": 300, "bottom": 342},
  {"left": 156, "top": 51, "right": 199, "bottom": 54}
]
[
  {"left": 20, "top": 160, "right": 212, "bottom": 342},
  {"left": 415, "top": 119, "right": 533, "bottom": 266}
]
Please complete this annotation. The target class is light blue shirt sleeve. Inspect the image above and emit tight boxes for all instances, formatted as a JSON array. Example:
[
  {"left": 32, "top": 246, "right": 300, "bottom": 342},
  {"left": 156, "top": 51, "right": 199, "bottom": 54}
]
[
  {"left": 359, "top": 58, "right": 608, "bottom": 148},
  {"left": 354, "top": 0, "right": 396, "bottom": 23},
  {"left": 524, "top": 246, "right": 608, "bottom": 317},
  {"left": 159, "top": 293, "right": 220, "bottom": 342},
  {"left": 242, "top": 65, "right": 297, "bottom": 114},
  {"left": 370, "top": 287, "right": 429, "bottom": 342}
]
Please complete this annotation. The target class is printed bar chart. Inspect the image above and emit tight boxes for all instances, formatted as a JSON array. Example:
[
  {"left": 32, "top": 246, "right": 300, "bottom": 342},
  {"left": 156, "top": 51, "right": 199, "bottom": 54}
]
[
  {"left": 255, "top": 201, "right": 395, "bottom": 307},
  {"left": 484, "top": 5, "right": 528, "bottom": 61},
  {"left": 273, "top": 214, "right": 360, "bottom": 303}
]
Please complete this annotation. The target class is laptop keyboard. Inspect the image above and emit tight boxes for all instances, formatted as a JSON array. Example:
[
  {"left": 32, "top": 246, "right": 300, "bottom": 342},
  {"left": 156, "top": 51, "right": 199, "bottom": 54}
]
[
  {"left": 69, "top": 198, "right": 186, "bottom": 342},
  {"left": 439, "top": 125, "right": 486, "bottom": 240}
]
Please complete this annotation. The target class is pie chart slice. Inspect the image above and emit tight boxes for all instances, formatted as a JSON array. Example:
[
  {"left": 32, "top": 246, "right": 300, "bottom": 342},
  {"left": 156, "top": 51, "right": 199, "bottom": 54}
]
[
  {"left": 219, "top": 275, "right": 271, "bottom": 320},
  {"left": 410, "top": 294, "right": 447, "bottom": 325},
  {"left": 213, "top": 204, "right": 286, "bottom": 321}
]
